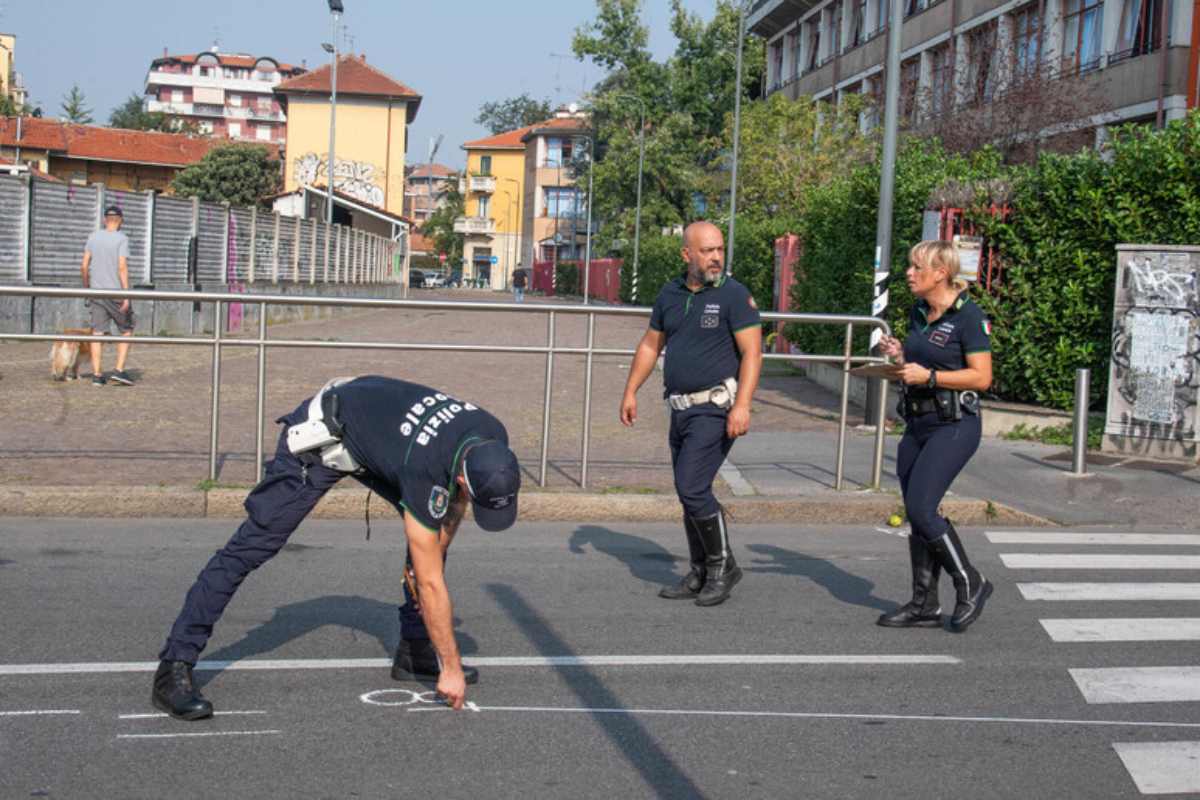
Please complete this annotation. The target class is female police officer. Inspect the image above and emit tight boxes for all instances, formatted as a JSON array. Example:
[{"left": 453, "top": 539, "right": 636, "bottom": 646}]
[{"left": 876, "top": 241, "right": 993, "bottom": 633}]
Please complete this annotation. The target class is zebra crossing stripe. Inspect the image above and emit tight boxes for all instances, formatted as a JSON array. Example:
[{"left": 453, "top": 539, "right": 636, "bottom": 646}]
[
  {"left": 1112, "top": 741, "right": 1200, "bottom": 795},
  {"left": 1001, "top": 554, "right": 1200, "bottom": 570},
  {"left": 1018, "top": 583, "right": 1200, "bottom": 601},
  {"left": 1040, "top": 618, "right": 1200, "bottom": 642},
  {"left": 988, "top": 532, "right": 1200, "bottom": 546},
  {"left": 1070, "top": 667, "right": 1200, "bottom": 704}
]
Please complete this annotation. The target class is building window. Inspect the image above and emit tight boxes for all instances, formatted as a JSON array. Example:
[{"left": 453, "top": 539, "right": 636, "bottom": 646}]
[
  {"left": 967, "top": 22, "right": 999, "bottom": 104},
  {"left": 544, "top": 187, "right": 581, "bottom": 218},
  {"left": 1012, "top": 4, "right": 1042, "bottom": 77},
  {"left": 830, "top": 2, "right": 843, "bottom": 56},
  {"left": 478, "top": 195, "right": 490, "bottom": 219},
  {"left": 770, "top": 41, "right": 783, "bottom": 87},
  {"left": 230, "top": 93, "right": 242, "bottom": 107},
  {"left": 806, "top": 19, "right": 821, "bottom": 71},
  {"left": 790, "top": 27, "right": 803, "bottom": 78},
  {"left": 198, "top": 121, "right": 214, "bottom": 134},
  {"left": 479, "top": 155, "right": 492, "bottom": 176},
  {"left": 256, "top": 125, "right": 271, "bottom": 141},
  {"left": 228, "top": 122, "right": 241, "bottom": 138},
  {"left": 544, "top": 137, "right": 575, "bottom": 167},
  {"left": 929, "top": 45, "right": 953, "bottom": 113},
  {"left": 900, "top": 57, "right": 920, "bottom": 122},
  {"left": 876, "top": 0, "right": 888, "bottom": 35},
  {"left": 866, "top": 75, "right": 883, "bottom": 129},
  {"left": 1114, "top": 0, "right": 1163, "bottom": 62},
  {"left": 1062, "top": 0, "right": 1103, "bottom": 73},
  {"left": 172, "top": 89, "right": 184, "bottom": 104},
  {"left": 851, "top": 0, "right": 867, "bottom": 46}
]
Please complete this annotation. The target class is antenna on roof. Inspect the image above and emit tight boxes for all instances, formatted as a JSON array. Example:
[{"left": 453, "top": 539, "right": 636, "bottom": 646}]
[{"left": 549, "top": 53, "right": 574, "bottom": 106}]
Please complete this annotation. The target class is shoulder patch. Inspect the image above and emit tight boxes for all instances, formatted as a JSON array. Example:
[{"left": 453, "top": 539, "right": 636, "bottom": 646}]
[
  {"left": 428, "top": 486, "right": 450, "bottom": 520},
  {"left": 981, "top": 319, "right": 992, "bottom": 336},
  {"left": 748, "top": 295, "right": 757, "bottom": 310}
]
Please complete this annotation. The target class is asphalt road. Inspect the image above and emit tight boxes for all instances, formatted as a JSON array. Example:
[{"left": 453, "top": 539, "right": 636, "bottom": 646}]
[{"left": 2, "top": 519, "right": 1199, "bottom": 799}]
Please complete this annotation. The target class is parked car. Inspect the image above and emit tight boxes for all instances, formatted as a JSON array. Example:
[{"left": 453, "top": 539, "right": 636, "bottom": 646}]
[
  {"left": 423, "top": 270, "right": 447, "bottom": 288},
  {"left": 408, "top": 269, "right": 425, "bottom": 288},
  {"left": 447, "top": 269, "right": 463, "bottom": 288}
]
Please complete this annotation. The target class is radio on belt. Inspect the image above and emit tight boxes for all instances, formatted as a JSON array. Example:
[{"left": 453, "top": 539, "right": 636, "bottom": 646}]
[{"left": 287, "top": 376, "right": 361, "bottom": 472}]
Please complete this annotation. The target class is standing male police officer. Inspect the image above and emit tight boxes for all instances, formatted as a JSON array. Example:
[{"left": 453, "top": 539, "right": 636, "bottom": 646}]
[
  {"left": 620, "top": 221, "right": 762, "bottom": 606},
  {"left": 152, "top": 375, "right": 521, "bottom": 718}
]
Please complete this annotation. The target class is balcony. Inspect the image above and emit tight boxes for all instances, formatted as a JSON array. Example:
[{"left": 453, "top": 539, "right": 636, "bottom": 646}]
[
  {"left": 145, "top": 100, "right": 193, "bottom": 115},
  {"left": 453, "top": 216, "right": 496, "bottom": 235},
  {"left": 747, "top": 0, "right": 822, "bottom": 37},
  {"left": 468, "top": 175, "right": 496, "bottom": 193},
  {"left": 145, "top": 69, "right": 282, "bottom": 95}
]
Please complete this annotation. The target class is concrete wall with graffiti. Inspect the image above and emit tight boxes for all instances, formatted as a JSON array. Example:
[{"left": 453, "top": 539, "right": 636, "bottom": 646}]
[
  {"left": 1104, "top": 245, "right": 1200, "bottom": 460},
  {"left": 293, "top": 153, "right": 385, "bottom": 208}
]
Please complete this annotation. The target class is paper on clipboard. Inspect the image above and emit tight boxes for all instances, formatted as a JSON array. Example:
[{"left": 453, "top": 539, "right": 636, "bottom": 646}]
[{"left": 849, "top": 363, "right": 904, "bottom": 380}]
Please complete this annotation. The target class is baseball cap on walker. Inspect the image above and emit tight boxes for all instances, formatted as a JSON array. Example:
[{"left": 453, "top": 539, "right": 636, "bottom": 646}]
[
  {"left": 104, "top": 205, "right": 123, "bottom": 217},
  {"left": 463, "top": 440, "right": 521, "bottom": 531}
]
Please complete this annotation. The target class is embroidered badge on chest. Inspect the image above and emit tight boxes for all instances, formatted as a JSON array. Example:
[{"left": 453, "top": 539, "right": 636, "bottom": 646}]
[
  {"left": 929, "top": 330, "right": 951, "bottom": 347},
  {"left": 428, "top": 486, "right": 450, "bottom": 519},
  {"left": 700, "top": 303, "right": 721, "bottom": 328}
]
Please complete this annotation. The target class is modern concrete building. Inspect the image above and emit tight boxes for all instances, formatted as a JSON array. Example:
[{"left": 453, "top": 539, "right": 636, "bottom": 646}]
[
  {"left": 519, "top": 110, "right": 591, "bottom": 267},
  {"left": 143, "top": 48, "right": 305, "bottom": 144},
  {"left": 749, "top": 0, "right": 1197, "bottom": 147}
]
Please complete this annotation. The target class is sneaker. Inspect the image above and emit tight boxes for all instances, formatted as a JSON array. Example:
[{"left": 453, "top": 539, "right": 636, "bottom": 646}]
[
  {"left": 91, "top": 374, "right": 107, "bottom": 386},
  {"left": 110, "top": 370, "right": 134, "bottom": 386}
]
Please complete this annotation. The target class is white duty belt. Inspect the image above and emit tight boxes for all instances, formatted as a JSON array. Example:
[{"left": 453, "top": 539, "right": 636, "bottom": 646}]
[
  {"left": 667, "top": 377, "right": 738, "bottom": 412},
  {"left": 285, "top": 376, "right": 362, "bottom": 473}
]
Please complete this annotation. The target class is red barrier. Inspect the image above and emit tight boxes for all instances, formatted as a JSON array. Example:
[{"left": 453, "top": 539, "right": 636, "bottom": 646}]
[
  {"left": 772, "top": 234, "right": 801, "bottom": 353},
  {"left": 532, "top": 259, "right": 624, "bottom": 303}
]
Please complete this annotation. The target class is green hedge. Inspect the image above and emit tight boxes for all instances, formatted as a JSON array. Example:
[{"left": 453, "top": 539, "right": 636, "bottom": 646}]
[{"left": 555, "top": 261, "right": 580, "bottom": 296}]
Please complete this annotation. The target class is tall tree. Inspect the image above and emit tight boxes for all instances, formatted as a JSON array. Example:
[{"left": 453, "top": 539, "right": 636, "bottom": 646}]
[
  {"left": 171, "top": 144, "right": 281, "bottom": 207},
  {"left": 60, "top": 85, "right": 93, "bottom": 124},
  {"left": 421, "top": 179, "right": 465, "bottom": 267},
  {"left": 474, "top": 94, "right": 553, "bottom": 135}
]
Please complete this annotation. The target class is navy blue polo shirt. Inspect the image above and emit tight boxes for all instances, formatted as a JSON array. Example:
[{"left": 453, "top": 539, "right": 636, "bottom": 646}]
[
  {"left": 649, "top": 273, "right": 761, "bottom": 396},
  {"left": 902, "top": 291, "right": 991, "bottom": 372},
  {"left": 329, "top": 376, "right": 509, "bottom": 534}
]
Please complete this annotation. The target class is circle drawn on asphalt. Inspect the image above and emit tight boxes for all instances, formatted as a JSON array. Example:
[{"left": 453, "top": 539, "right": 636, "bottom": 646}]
[{"left": 360, "top": 689, "right": 441, "bottom": 707}]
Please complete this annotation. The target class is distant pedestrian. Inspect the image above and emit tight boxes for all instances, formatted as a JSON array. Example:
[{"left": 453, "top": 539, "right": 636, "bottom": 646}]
[
  {"left": 877, "top": 240, "right": 993, "bottom": 633},
  {"left": 513, "top": 268, "right": 527, "bottom": 303},
  {"left": 80, "top": 205, "right": 135, "bottom": 386}
]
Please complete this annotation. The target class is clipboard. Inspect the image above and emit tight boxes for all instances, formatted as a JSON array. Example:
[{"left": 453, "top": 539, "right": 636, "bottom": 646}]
[{"left": 848, "top": 363, "right": 904, "bottom": 380}]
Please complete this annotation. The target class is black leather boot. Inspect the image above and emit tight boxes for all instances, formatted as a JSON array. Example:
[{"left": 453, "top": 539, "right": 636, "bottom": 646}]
[
  {"left": 151, "top": 660, "right": 213, "bottom": 721},
  {"left": 391, "top": 639, "right": 479, "bottom": 684},
  {"left": 694, "top": 509, "right": 742, "bottom": 607},
  {"left": 659, "top": 514, "right": 707, "bottom": 599},
  {"left": 927, "top": 521, "right": 993, "bottom": 632},
  {"left": 877, "top": 534, "right": 942, "bottom": 627}
]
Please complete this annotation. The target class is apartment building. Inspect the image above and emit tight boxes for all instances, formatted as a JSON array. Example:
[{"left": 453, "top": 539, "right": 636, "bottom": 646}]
[
  {"left": 404, "top": 163, "right": 457, "bottom": 224},
  {"left": 520, "top": 109, "right": 591, "bottom": 267},
  {"left": 458, "top": 126, "right": 528, "bottom": 289},
  {"left": 1, "top": 33, "right": 29, "bottom": 109},
  {"left": 143, "top": 48, "right": 306, "bottom": 144},
  {"left": 750, "top": 0, "right": 1197, "bottom": 147}
]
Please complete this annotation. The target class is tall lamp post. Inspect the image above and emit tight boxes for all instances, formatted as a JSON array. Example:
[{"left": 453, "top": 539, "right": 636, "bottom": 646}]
[
  {"left": 580, "top": 132, "right": 595, "bottom": 304},
  {"left": 323, "top": 0, "right": 343, "bottom": 226},
  {"left": 500, "top": 175, "right": 521, "bottom": 290},
  {"left": 727, "top": 0, "right": 750, "bottom": 274},
  {"left": 614, "top": 94, "right": 646, "bottom": 303}
]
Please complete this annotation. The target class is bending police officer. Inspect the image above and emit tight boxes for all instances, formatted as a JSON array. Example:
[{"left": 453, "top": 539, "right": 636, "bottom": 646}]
[
  {"left": 877, "top": 241, "right": 993, "bottom": 632},
  {"left": 152, "top": 375, "right": 521, "bottom": 718},
  {"left": 620, "top": 221, "right": 762, "bottom": 606}
]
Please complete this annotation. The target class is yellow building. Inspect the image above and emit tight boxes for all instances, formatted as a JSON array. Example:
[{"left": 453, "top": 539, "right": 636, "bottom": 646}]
[
  {"left": 275, "top": 54, "right": 421, "bottom": 220},
  {"left": 458, "top": 125, "right": 530, "bottom": 289},
  {"left": 0, "top": 33, "right": 28, "bottom": 108}
]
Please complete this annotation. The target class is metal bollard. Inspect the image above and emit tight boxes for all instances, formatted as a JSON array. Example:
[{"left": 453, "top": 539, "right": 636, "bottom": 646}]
[{"left": 1071, "top": 368, "right": 1090, "bottom": 475}]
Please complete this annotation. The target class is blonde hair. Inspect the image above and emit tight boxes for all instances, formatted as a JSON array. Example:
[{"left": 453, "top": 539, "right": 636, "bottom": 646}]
[{"left": 909, "top": 240, "right": 967, "bottom": 291}]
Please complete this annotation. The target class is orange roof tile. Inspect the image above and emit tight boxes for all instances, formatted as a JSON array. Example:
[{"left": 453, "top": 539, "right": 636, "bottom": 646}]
[
  {"left": 276, "top": 55, "right": 421, "bottom": 119},
  {"left": 0, "top": 117, "right": 68, "bottom": 150},
  {"left": 408, "top": 163, "right": 457, "bottom": 179},
  {"left": 462, "top": 123, "right": 536, "bottom": 150},
  {"left": 152, "top": 52, "right": 304, "bottom": 74},
  {"left": 520, "top": 115, "right": 590, "bottom": 142}
]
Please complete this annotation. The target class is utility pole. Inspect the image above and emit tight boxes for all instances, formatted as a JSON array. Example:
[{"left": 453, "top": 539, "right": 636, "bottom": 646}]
[
  {"left": 323, "top": 0, "right": 343, "bottom": 226},
  {"left": 727, "top": 3, "right": 748, "bottom": 274}
]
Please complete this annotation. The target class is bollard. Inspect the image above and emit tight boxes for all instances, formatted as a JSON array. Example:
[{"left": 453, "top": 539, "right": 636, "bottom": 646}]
[{"left": 1071, "top": 368, "right": 1090, "bottom": 475}]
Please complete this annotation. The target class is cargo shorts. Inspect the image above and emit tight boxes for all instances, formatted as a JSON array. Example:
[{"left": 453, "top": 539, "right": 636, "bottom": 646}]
[{"left": 89, "top": 298, "right": 135, "bottom": 334}]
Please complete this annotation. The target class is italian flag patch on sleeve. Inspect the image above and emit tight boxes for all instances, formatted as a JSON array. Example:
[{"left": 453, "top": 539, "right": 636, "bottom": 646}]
[{"left": 981, "top": 319, "right": 992, "bottom": 336}]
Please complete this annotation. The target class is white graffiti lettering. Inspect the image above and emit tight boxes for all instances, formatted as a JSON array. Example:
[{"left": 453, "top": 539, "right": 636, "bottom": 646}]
[
  {"left": 1128, "top": 256, "right": 1198, "bottom": 308},
  {"left": 293, "top": 152, "right": 386, "bottom": 207}
]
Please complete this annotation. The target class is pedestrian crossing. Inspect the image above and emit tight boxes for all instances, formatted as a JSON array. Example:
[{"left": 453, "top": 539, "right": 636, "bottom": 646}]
[{"left": 986, "top": 529, "right": 1200, "bottom": 796}]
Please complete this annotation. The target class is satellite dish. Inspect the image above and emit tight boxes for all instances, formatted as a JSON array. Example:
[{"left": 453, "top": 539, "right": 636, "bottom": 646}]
[{"left": 567, "top": 103, "right": 579, "bottom": 114}]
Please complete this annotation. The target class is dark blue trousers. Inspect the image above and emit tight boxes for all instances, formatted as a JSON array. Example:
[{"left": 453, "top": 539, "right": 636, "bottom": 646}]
[
  {"left": 668, "top": 404, "right": 735, "bottom": 519},
  {"left": 158, "top": 402, "right": 427, "bottom": 665},
  {"left": 896, "top": 412, "right": 981, "bottom": 543}
]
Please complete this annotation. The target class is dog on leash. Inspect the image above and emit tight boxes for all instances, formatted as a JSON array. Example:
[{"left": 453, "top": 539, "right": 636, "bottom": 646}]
[{"left": 49, "top": 328, "right": 92, "bottom": 381}]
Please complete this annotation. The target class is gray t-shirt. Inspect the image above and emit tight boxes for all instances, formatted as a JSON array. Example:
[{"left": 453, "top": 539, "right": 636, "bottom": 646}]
[{"left": 84, "top": 229, "right": 130, "bottom": 289}]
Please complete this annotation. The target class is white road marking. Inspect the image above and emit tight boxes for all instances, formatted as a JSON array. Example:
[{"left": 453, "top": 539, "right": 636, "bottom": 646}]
[
  {"left": 118, "top": 711, "right": 267, "bottom": 719},
  {"left": 1001, "top": 554, "right": 1200, "bottom": 570},
  {"left": 1040, "top": 618, "right": 1200, "bottom": 642},
  {"left": 718, "top": 459, "right": 756, "bottom": 496},
  {"left": 0, "top": 654, "right": 961, "bottom": 676},
  {"left": 117, "top": 730, "right": 281, "bottom": 740},
  {"left": 402, "top": 703, "right": 1200, "bottom": 730},
  {"left": 1112, "top": 741, "right": 1200, "bottom": 795},
  {"left": 1070, "top": 667, "right": 1200, "bottom": 704},
  {"left": 1018, "top": 583, "right": 1200, "bottom": 601},
  {"left": 0, "top": 709, "right": 80, "bottom": 717},
  {"left": 988, "top": 532, "right": 1200, "bottom": 546}
]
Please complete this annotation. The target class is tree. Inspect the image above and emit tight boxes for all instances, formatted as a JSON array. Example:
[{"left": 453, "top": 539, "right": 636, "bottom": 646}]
[
  {"left": 421, "top": 179, "right": 465, "bottom": 268},
  {"left": 108, "top": 92, "right": 196, "bottom": 133},
  {"left": 474, "top": 94, "right": 553, "bottom": 135},
  {"left": 171, "top": 144, "right": 281, "bottom": 207},
  {"left": 60, "top": 85, "right": 93, "bottom": 124}
]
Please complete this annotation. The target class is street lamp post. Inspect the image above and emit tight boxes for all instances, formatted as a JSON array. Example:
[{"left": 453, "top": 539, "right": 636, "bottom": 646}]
[
  {"left": 614, "top": 94, "right": 646, "bottom": 303},
  {"left": 323, "top": 0, "right": 343, "bottom": 226},
  {"left": 500, "top": 175, "right": 521, "bottom": 291},
  {"left": 581, "top": 133, "right": 596, "bottom": 304},
  {"left": 727, "top": 1, "right": 748, "bottom": 275}
]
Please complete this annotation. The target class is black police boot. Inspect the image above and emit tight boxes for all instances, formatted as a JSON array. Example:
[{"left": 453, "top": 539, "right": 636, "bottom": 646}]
[
  {"left": 927, "top": 521, "right": 993, "bottom": 632},
  {"left": 659, "top": 514, "right": 707, "bottom": 599},
  {"left": 391, "top": 639, "right": 479, "bottom": 685},
  {"left": 877, "top": 533, "right": 943, "bottom": 627},
  {"left": 693, "top": 509, "right": 743, "bottom": 607},
  {"left": 151, "top": 660, "right": 213, "bottom": 721}
]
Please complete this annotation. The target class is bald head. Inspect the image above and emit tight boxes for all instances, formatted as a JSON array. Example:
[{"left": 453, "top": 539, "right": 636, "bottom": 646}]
[{"left": 681, "top": 221, "right": 725, "bottom": 287}]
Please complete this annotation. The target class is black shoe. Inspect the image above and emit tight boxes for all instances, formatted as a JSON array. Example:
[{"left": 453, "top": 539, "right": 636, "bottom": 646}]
[
  {"left": 692, "top": 509, "right": 743, "bottom": 607},
  {"left": 878, "top": 534, "right": 943, "bottom": 628},
  {"left": 659, "top": 514, "right": 707, "bottom": 599},
  {"left": 109, "top": 369, "right": 134, "bottom": 386},
  {"left": 391, "top": 639, "right": 479, "bottom": 685},
  {"left": 927, "top": 521, "right": 993, "bottom": 632},
  {"left": 91, "top": 373, "right": 106, "bottom": 386},
  {"left": 151, "top": 660, "right": 213, "bottom": 721}
]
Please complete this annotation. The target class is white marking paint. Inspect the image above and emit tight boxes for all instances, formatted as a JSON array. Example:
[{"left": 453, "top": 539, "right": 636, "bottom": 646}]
[
  {"left": 360, "top": 689, "right": 442, "bottom": 707},
  {"left": 1040, "top": 618, "right": 1200, "bottom": 642},
  {"left": 1070, "top": 667, "right": 1200, "bottom": 704},
  {"left": 0, "top": 654, "right": 961, "bottom": 676},
  {"left": 116, "top": 730, "right": 281, "bottom": 740},
  {"left": 117, "top": 711, "right": 266, "bottom": 720},
  {"left": 401, "top": 703, "right": 1200, "bottom": 730},
  {"left": 718, "top": 459, "right": 756, "bottom": 496},
  {"left": 988, "top": 532, "right": 1200, "bottom": 546},
  {"left": 1113, "top": 741, "right": 1200, "bottom": 795},
  {"left": 1001, "top": 554, "right": 1200, "bottom": 570},
  {"left": 1018, "top": 583, "right": 1200, "bottom": 601},
  {"left": 0, "top": 709, "right": 80, "bottom": 717}
]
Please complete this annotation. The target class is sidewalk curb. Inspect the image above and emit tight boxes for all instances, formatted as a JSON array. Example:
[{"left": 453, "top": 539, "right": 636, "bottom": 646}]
[{"left": 0, "top": 486, "right": 1054, "bottom": 527}]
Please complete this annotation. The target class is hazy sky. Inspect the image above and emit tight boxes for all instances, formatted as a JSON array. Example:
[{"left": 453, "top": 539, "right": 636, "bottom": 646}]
[{"left": 4, "top": 0, "right": 719, "bottom": 169}]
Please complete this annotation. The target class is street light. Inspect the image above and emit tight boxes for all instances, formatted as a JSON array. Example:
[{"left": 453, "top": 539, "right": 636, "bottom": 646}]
[
  {"left": 499, "top": 175, "right": 521, "bottom": 290},
  {"left": 613, "top": 93, "right": 647, "bottom": 303},
  {"left": 323, "top": 0, "right": 343, "bottom": 226},
  {"left": 727, "top": 0, "right": 750, "bottom": 275}
]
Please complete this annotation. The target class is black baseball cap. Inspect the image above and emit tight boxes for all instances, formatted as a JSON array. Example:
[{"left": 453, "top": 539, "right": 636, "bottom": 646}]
[
  {"left": 104, "top": 205, "right": 123, "bottom": 217},
  {"left": 463, "top": 440, "right": 521, "bottom": 531}
]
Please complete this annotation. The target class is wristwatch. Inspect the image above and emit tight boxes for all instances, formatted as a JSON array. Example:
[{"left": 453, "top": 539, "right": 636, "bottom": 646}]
[{"left": 926, "top": 369, "right": 938, "bottom": 389}]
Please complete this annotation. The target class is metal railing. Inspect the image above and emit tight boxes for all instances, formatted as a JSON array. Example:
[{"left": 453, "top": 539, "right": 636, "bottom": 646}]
[{"left": 0, "top": 285, "right": 892, "bottom": 491}]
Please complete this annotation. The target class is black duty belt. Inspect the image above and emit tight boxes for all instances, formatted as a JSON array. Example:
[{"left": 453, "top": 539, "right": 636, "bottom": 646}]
[{"left": 902, "top": 388, "right": 980, "bottom": 419}]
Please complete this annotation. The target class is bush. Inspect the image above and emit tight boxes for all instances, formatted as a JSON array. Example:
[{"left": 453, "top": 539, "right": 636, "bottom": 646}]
[
  {"left": 555, "top": 261, "right": 580, "bottom": 296},
  {"left": 620, "top": 233, "right": 683, "bottom": 305}
]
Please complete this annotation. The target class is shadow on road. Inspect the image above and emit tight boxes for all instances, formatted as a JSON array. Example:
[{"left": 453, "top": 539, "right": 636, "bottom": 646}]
[
  {"left": 568, "top": 524, "right": 680, "bottom": 587},
  {"left": 485, "top": 583, "right": 707, "bottom": 800},
  {"left": 744, "top": 543, "right": 895, "bottom": 613}
]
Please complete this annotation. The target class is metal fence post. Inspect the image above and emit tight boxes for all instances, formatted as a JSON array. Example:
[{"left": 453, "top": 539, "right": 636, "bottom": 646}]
[
  {"left": 221, "top": 205, "right": 231, "bottom": 288},
  {"left": 323, "top": 222, "right": 332, "bottom": 283},
  {"left": 208, "top": 300, "right": 224, "bottom": 482},
  {"left": 310, "top": 220, "right": 318, "bottom": 284},
  {"left": 835, "top": 323, "right": 853, "bottom": 490},
  {"left": 1072, "top": 368, "right": 1090, "bottom": 475},
  {"left": 21, "top": 174, "right": 32, "bottom": 283},
  {"left": 539, "top": 311, "right": 556, "bottom": 487},
  {"left": 872, "top": 367, "right": 888, "bottom": 490},
  {"left": 271, "top": 213, "right": 280, "bottom": 283},
  {"left": 255, "top": 304, "right": 268, "bottom": 484},
  {"left": 292, "top": 217, "right": 301, "bottom": 282},
  {"left": 580, "top": 312, "right": 596, "bottom": 489},
  {"left": 247, "top": 207, "right": 257, "bottom": 284}
]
